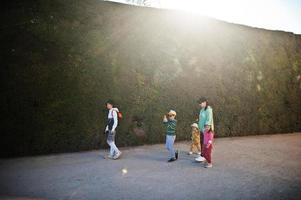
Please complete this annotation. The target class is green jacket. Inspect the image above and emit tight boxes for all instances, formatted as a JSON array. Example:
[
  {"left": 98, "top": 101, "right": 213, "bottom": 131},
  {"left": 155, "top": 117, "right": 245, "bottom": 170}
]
[
  {"left": 163, "top": 119, "right": 177, "bottom": 135},
  {"left": 198, "top": 106, "right": 214, "bottom": 133}
]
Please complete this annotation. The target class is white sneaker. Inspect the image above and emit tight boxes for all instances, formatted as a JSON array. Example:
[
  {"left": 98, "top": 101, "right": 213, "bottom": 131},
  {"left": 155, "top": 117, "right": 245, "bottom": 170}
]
[
  {"left": 195, "top": 156, "right": 205, "bottom": 162},
  {"left": 107, "top": 154, "right": 114, "bottom": 159},
  {"left": 188, "top": 151, "right": 193, "bottom": 155},
  {"left": 113, "top": 151, "right": 122, "bottom": 160}
]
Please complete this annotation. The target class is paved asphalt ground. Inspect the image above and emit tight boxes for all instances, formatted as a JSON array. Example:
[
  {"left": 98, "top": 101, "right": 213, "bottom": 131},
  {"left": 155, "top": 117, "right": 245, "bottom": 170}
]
[{"left": 0, "top": 133, "right": 301, "bottom": 200}]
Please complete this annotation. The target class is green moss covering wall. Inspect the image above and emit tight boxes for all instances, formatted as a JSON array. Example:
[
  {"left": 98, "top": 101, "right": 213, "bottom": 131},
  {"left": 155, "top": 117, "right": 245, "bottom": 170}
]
[{"left": 1, "top": 0, "right": 301, "bottom": 157}]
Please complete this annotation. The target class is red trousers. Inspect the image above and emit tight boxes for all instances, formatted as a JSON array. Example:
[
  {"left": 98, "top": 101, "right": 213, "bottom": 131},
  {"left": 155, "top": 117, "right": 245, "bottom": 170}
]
[{"left": 202, "top": 145, "right": 212, "bottom": 163}]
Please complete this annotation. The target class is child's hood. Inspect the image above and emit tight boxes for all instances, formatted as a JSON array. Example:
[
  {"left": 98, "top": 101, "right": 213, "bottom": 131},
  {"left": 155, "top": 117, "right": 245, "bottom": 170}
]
[{"left": 112, "top": 107, "right": 119, "bottom": 112}]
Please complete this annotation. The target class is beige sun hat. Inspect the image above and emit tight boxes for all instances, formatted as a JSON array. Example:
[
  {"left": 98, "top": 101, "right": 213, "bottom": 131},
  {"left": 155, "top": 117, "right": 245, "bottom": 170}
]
[
  {"left": 168, "top": 110, "right": 177, "bottom": 116},
  {"left": 191, "top": 123, "right": 199, "bottom": 129}
]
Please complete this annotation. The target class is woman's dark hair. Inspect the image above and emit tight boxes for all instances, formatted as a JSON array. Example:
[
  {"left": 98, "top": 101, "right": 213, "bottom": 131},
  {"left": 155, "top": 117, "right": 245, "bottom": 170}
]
[
  {"left": 198, "top": 97, "right": 209, "bottom": 110},
  {"left": 105, "top": 99, "right": 114, "bottom": 106}
]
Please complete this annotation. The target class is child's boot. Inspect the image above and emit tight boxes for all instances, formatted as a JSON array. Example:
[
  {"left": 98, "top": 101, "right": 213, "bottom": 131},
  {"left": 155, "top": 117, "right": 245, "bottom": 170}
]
[
  {"left": 204, "top": 163, "right": 213, "bottom": 168},
  {"left": 168, "top": 157, "right": 177, "bottom": 162},
  {"left": 113, "top": 151, "right": 122, "bottom": 160}
]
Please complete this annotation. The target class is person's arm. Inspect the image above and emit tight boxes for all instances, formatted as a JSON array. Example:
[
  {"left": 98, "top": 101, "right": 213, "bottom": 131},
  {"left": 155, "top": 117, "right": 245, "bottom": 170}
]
[
  {"left": 111, "top": 110, "right": 118, "bottom": 132},
  {"left": 206, "top": 133, "right": 213, "bottom": 148},
  {"left": 163, "top": 115, "right": 168, "bottom": 123},
  {"left": 205, "top": 107, "right": 213, "bottom": 126},
  {"left": 167, "top": 120, "right": 176, "bottom": 130},
  {"left": 105, "top": 112, "right": 109, "bottom": 132}
]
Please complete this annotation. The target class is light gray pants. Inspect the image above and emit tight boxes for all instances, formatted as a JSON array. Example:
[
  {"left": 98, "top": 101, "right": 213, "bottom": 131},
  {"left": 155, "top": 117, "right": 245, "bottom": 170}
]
[
  {"left": 166, "top": 135, "right": 176, "bottom": 159},
  {"left": 106, "top": 130, "right": 119, "bottom": 156}
]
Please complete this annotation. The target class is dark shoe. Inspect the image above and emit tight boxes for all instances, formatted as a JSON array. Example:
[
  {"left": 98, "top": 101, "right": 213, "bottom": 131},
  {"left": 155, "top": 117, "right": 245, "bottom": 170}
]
[
  {"left": 175, "top": 150, "right": 178, "bottom": 160},
  {"left": 168, "top": 158, "right": 176, "bottom": 162}
]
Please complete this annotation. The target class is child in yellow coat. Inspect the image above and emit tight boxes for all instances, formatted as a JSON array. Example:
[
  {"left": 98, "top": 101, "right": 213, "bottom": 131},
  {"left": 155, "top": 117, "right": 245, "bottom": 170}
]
[{"left": 188, "top": 123, "right": 202, "bottom": 155}]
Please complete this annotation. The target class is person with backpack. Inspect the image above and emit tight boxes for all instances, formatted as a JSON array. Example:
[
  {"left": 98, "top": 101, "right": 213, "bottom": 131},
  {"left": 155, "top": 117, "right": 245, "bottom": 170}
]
[{"left": 104, "top": 100, "right": 122, "bottom": 160}]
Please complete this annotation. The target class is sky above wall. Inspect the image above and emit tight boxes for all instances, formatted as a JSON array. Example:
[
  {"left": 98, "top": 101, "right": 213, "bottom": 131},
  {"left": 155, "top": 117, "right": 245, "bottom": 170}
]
[{"left": 106, "top": 0, "right": 301, "bottom": 34}]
